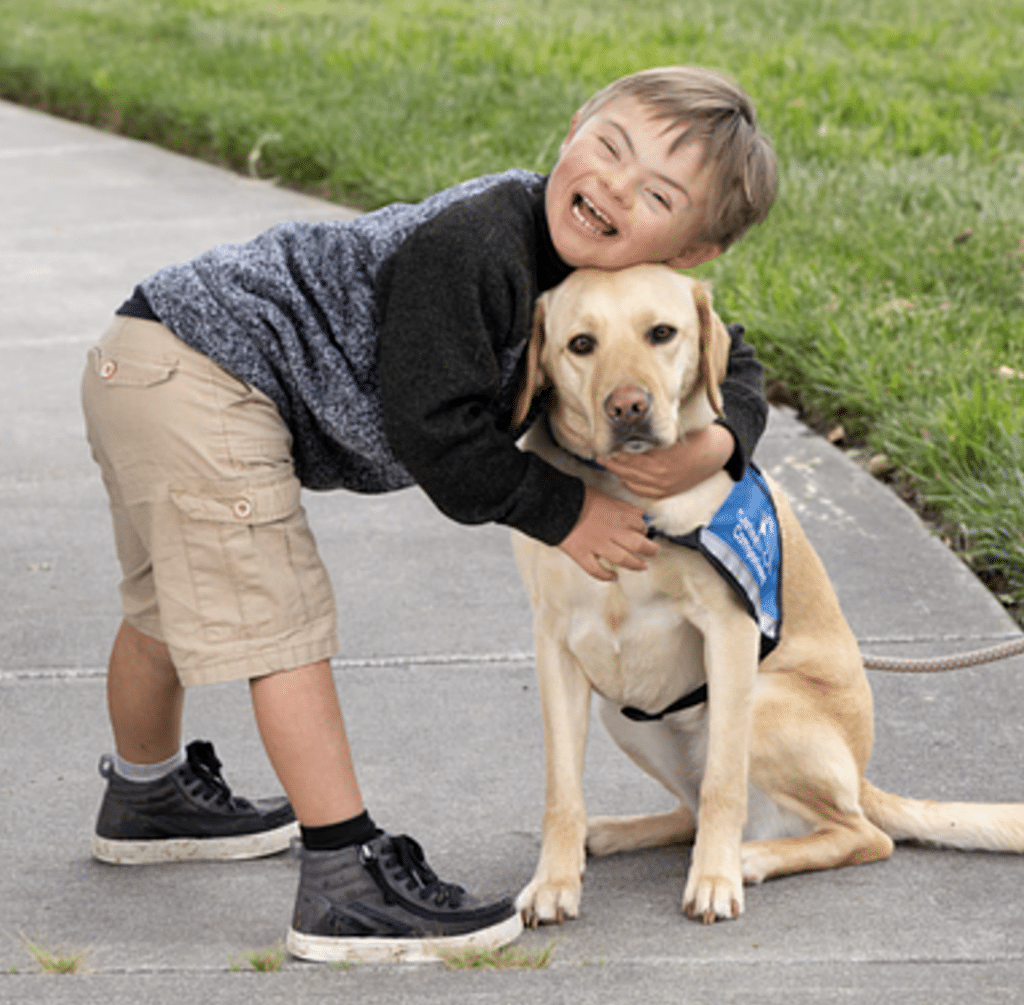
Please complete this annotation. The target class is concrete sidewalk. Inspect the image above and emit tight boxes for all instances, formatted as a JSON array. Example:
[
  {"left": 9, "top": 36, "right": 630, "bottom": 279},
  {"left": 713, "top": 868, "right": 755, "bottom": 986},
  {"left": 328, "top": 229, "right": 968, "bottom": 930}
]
[{"left": 1, "top": 100, "right": 1022, "bottom": 1003}]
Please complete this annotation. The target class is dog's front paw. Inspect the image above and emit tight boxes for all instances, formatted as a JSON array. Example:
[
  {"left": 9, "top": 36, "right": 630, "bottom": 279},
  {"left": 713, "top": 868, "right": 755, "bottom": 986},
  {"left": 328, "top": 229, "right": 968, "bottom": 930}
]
[
  {"left": 516, "top": 874, "right": 582, "bottom": 928},
  {"left": 682, "top": 869, "right": 745, "bottom": 924}
]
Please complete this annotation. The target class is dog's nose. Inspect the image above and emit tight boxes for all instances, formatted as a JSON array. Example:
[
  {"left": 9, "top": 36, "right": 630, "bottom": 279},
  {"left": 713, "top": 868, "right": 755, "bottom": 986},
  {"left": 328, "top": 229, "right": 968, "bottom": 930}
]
[{"left": 604, "top": 385, "right": 652, "bottom": 427}]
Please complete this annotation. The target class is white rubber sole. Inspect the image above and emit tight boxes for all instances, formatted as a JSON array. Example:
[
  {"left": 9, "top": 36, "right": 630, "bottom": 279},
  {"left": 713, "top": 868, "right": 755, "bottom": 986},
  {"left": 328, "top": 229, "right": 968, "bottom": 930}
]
[
  {"left": 91, "top": 819, "right": 299, "bottom": 864},
  {"left": 286, "top": 910, "right": 524, "bottom": 964}
]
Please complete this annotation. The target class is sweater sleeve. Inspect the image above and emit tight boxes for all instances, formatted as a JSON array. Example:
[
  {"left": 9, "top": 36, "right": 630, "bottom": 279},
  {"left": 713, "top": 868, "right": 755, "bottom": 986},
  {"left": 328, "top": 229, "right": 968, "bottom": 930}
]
[
  {"left": 716, "top": 323, "right": 768, "bottom": 480},
  {"left": 376, "top": 212, "right": 585, "bottom": 546}
]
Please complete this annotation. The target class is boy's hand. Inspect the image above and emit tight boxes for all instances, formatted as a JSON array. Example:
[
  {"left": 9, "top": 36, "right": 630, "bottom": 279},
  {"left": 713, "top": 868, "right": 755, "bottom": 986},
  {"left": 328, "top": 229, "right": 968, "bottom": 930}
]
[
  {"left": 601, "top": 424, "right": 734, "bottom": 500},
  {"left": 559, "top": 486, "right": 658, "bottom": 582}
]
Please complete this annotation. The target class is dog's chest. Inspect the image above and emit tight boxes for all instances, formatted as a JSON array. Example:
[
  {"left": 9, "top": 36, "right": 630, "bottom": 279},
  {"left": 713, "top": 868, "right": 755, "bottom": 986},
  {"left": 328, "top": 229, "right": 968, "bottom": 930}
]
[{"left": 564, "top": 569, "right": 705, "bottom": 712}]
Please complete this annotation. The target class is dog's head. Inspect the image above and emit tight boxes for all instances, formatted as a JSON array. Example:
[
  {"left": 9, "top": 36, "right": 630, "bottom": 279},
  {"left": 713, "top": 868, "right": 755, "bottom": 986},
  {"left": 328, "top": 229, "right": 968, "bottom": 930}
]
[{"left": 514, "top": 264, "right": 731, "bottom": 459}]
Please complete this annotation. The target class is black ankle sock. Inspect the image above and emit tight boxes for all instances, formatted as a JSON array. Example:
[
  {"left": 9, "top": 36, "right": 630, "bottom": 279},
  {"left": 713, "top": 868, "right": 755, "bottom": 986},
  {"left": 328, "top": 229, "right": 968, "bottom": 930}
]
[{"left": 301, "top": 810, "right": 379, "bottom": 851}]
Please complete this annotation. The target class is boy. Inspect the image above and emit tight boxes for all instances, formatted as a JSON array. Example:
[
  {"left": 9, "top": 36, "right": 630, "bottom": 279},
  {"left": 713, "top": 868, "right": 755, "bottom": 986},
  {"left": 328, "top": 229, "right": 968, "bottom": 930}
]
[{"left": 81, "top": 66, "right": 777, "bottom": 962}]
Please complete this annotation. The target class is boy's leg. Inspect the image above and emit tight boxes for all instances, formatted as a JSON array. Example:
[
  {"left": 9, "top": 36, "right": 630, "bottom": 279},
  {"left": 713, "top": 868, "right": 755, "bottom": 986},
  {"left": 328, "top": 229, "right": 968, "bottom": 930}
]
[
  {"left": 84, "top": 317, "right": 312, "bottom": 862},
  {"left": 251, "top": 660, "right": 523, "bottom": 963},
  {"left": 249, "top": 660, "right": 365, "bottom": 826},
  {"left": 103, "top": 622, "right": 366, "bottom": 839},
  {"left": 107, "top": 619, "right": 184, "bottom": 764},
  {"left": 94, "top": 619, "right": 299, "bottom": 865}
]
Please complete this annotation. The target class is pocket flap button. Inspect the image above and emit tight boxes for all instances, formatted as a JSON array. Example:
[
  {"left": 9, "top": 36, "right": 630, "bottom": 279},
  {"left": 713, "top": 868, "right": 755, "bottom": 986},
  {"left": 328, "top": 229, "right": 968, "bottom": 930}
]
[
  {"left": 100, "top": 360, "right": 117, "bottom": 379},
  {"left": 233, "top": 499, "right": 253, "bottom": 519}
]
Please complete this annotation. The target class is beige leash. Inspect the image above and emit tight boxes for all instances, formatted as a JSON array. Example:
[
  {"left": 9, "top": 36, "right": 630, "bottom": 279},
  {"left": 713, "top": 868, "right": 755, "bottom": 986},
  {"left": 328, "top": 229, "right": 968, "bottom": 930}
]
[{"left": 863, "top": 636, "right": 1024, "bottom": 673}]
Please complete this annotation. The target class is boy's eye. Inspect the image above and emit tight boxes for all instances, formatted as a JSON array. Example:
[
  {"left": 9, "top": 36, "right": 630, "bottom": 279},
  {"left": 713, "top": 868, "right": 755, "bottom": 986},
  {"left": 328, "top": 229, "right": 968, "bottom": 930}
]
[
  {"left": 648, "top": 324, "right": 677, "bottom": 345},
  {"left": 650, "top": 190, "right": 671, "bottom": 209},
  {"left": 600, "top": 137, "right": 618, "bottom": 157},
  {"left": 568, "top": 334, "right": 596, "bottom": 355}
]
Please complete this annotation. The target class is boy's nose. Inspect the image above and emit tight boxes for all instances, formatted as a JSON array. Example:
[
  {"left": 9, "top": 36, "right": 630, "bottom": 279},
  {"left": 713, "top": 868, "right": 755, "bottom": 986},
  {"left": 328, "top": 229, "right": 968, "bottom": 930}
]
[{"left": 601, "top": 165, "right": 635, "bottom": 206}]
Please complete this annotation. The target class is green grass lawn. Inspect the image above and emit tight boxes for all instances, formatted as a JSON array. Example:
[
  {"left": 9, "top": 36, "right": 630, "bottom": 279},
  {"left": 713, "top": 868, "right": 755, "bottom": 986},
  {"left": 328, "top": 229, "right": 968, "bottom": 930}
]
[{"left": 2, "top": 0, "right": 1022, "bottom": 617}]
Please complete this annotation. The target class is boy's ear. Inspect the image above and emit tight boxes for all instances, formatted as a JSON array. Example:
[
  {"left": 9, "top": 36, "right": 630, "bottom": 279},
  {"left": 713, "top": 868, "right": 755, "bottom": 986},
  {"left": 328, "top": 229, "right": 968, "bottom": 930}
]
[
  {"left": 666, "top": 242, "right": 722, "bottom": 270},
  {"left": 512, "top": 296, "right": 551, "bottom": 429},
  {"left": 559, "top": 111, "right": 582, "bottom": 156}
]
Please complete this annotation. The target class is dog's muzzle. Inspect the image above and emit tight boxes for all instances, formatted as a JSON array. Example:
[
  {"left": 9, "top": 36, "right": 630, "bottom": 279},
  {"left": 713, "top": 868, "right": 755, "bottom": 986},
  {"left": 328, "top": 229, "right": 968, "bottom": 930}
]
[{"left": 604, "top": 385, "right": 657, "bottom": 453}]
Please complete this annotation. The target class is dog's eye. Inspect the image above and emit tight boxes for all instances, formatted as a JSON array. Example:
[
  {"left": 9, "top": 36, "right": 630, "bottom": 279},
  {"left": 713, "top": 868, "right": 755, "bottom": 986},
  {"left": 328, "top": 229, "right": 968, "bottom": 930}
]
[
  {"left": 648, "top": 325, "right": 677, "bottom": 345},
  {"left": 567, "top": 334, "right": 596, "bottom": 355}
]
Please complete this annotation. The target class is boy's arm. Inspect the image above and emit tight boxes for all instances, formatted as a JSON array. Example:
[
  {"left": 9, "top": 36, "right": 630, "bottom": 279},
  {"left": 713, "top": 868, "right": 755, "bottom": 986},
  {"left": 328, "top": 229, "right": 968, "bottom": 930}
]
[
  {"left": 377, "top": 216, "right": 657, "bottom": 576},
  {"left": 602, "top": 322, "right": 767, "bottom": 498},
  {"left": 377, "top": 216, "right": 585, "bottom": 547},
  {"left": 716, "top": 322, "right": 769, "bottom": 479}
]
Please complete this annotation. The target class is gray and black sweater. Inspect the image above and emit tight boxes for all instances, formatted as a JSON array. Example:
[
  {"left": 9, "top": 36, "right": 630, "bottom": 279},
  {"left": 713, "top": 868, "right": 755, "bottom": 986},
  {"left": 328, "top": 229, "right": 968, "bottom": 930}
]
[{"left": 118, "top": 169, "right": 767, "bottom": 546}]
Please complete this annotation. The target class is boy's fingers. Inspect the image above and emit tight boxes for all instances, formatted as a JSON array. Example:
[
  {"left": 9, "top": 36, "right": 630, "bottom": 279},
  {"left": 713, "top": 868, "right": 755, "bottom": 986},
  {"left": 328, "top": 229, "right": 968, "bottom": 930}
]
[
  {"left": 601, "top": 457, "right": 670, "bottom": 499},
  {"left": 613, "top": 522, "right": 658, "bottom": 555},
  {"left": 559, "top": 536, "right": 617, "bottom": 581},
  {"left": 606, "top": 532, "right": 658, "bottom": 571},
  {"left": 633, "top": 533, "right": 659, "bottom": 557},
  {"left": 613, "top": 551, "right": 647, "bottom": 572},
  {"left": 604, "top": 461, "right": 669, "bottom": 498},
  {"left": 584, "top": 555, "right": 617, "bottom": 581},
  {"left": 604, "top": 453, "right": 662, "bottom": 477}
]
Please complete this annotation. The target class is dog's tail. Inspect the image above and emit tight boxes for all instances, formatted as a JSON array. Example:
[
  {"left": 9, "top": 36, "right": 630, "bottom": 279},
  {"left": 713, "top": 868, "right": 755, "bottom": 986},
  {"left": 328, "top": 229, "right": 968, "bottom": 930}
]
[{"left": 861, "top": 779, "right": 1024, "bottom": 852}]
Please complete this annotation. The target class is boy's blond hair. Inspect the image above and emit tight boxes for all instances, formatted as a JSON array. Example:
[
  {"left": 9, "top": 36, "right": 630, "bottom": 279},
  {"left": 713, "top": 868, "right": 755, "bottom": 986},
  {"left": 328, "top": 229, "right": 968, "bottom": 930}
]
[{"left": 576, "top": 66, "right": 778, "bottom": 251}]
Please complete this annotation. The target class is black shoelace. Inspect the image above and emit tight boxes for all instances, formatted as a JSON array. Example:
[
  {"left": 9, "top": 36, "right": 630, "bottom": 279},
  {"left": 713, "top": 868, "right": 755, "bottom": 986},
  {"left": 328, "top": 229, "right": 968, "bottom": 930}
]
[
  {"left": 369, "top": 835, "right": 466, "bottom": 908},
  {"left": 184, "top": 740, "right": 252, "bottom": 810}
]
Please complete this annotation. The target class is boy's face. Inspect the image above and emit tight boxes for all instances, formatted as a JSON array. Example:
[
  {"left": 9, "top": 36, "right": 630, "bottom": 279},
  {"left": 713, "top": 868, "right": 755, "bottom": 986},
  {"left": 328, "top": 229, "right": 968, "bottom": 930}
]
[{"left": 545, "top": 96, "right": 721, "bottom": 271}]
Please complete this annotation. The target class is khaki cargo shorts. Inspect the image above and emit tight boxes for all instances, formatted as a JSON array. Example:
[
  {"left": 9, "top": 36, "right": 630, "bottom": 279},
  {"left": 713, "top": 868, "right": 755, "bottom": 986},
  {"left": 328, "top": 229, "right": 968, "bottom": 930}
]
[{"left": 81, "top": 316, "right": 339, "bottom": 686}]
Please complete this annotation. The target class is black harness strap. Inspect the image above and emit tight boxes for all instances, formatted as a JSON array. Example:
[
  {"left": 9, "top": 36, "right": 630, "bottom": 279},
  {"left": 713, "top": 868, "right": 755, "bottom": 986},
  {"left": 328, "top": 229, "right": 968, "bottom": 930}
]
[{"left": 620, "top": 683, "right": 708, "bottom": 722}]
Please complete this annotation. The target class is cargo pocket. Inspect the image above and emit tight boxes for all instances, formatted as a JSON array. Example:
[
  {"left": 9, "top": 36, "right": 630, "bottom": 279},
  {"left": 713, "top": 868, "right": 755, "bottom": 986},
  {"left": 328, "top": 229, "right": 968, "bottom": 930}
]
[{"left": 167, "top": 473, "right": 334, "bottom": 645}]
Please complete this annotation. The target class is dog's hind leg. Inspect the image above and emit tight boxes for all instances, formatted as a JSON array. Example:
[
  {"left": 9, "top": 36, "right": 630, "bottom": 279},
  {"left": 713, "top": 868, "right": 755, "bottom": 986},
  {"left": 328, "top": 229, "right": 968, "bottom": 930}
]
[
  {"left": 740, "top": 708, "right": 894, "bottom": 883},
  {"left": 587, "top": 803, "right": 695, "bottom": 856},
  {"left": 740, "top": 814, "right": 894, "bottom": 884}
]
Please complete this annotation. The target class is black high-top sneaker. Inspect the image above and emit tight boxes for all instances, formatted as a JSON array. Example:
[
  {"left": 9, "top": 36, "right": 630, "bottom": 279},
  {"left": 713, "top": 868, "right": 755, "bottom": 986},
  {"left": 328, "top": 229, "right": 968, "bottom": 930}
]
[
  {"left": 287, "top": 832, "right": 522, "bottom": 963},
  {"left": 92, "top": 739, "right": 297, "bottom": 864}
]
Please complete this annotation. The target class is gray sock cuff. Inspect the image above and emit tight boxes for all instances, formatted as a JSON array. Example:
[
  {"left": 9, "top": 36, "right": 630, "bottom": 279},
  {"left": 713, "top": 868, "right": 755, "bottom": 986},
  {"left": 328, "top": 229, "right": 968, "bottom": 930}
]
[{"left": 114, "top": 747, "right": 186, "bottom": 783}]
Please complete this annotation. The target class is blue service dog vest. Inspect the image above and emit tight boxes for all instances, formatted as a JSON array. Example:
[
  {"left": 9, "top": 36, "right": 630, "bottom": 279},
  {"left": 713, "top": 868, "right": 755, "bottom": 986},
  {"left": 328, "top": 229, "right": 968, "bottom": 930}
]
[{"left": 648, "top": 463, "right": 782, "bottom": 661}]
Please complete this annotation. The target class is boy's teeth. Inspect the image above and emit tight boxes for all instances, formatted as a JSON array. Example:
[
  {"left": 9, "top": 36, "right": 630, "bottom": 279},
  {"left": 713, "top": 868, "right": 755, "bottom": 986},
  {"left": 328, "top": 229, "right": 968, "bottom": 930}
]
[{"left": 572, "top": 194, "right": 616, "bottom": 236}]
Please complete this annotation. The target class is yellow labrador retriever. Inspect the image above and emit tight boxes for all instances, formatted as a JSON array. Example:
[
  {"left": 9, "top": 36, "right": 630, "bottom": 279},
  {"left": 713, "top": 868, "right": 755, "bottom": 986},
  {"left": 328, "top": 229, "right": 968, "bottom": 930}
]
[{"left": 511, "top": 263, "right": 1024, "bottom": 927}]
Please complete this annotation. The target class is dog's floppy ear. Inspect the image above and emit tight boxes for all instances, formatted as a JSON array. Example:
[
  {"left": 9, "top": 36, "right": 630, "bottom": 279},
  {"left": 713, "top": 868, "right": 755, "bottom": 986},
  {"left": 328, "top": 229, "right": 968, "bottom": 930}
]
[
  {"left": 512, "top": 294, "right": 551, "bottom": 428},
  {"left": 691, "top": 280, "right": 729, "bottom": 419}
]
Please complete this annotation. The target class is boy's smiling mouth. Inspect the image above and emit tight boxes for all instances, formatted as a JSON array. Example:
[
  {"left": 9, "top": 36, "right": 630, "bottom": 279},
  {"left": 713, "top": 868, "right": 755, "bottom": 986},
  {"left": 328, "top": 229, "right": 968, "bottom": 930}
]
[{"left": 572, "top": 194, "right": 618, "bottom": 237}]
